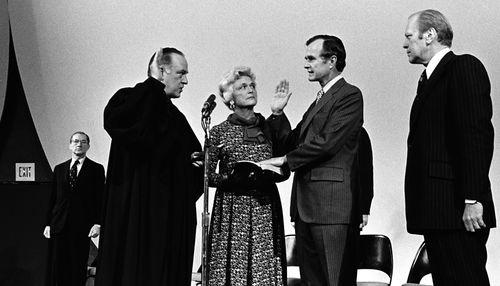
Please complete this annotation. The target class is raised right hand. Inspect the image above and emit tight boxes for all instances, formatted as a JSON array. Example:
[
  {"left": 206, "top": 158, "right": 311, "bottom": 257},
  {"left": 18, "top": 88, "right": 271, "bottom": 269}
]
[{"left": 271, "top": 79, "right": 292, "bottom": 115}]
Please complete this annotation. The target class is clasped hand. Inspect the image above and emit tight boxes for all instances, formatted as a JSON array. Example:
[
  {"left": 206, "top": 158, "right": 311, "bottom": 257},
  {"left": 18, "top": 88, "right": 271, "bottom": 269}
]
[{"left": 191, "top": 151, "right": 204, "bottom": 167}]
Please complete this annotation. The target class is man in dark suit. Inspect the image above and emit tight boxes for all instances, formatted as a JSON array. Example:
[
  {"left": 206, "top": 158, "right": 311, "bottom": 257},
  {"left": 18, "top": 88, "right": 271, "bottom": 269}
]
[
  {"left": 262, "top": 34, "right": 363, "bottom": 286},
  {"left": 44, "top": 131, "right": 105, "bottom": 286},
  {"left": 403, "top": 9, "right": 495, "bottom": 285}
]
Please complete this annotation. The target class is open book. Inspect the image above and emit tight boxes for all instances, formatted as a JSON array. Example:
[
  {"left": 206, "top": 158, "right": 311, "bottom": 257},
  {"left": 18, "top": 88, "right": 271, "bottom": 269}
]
[{"left": 233, "top": 160, "right": 284, "bottom": 176}]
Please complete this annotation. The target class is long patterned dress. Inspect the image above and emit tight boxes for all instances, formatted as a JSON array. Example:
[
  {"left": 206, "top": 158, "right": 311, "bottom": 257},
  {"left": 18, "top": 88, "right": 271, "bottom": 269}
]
[{"left": 206, "top": 113, "right": 287, "bottom": 286}]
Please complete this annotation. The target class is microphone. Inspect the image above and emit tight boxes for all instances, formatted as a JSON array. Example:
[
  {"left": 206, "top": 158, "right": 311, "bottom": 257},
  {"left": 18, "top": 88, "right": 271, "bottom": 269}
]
[{"left": 201, "top": 94, "right": 217, "bottom": 118}]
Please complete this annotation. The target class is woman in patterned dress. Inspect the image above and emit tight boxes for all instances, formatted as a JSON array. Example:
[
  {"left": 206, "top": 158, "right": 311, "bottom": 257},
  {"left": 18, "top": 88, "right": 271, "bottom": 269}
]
[{"left": 206, "top": 66, "right": 290, "bottom": 285}]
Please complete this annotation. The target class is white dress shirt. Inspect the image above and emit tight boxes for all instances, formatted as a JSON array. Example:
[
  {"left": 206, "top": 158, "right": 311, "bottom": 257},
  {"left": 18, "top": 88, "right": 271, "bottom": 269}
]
[{"left": 69, "top": 156, "right": 86, "bottom": 176}]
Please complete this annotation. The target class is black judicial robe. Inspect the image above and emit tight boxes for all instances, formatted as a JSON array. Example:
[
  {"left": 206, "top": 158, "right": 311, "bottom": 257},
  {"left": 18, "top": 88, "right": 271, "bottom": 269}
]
[{"left": 96, "top": 77, "right": 203, "bottom": 286}]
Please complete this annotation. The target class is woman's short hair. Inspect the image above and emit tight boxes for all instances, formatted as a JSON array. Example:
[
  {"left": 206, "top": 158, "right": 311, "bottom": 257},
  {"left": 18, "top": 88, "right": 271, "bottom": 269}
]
[{"left": 218, "top": 66, "right": 256, "bottom": 108}]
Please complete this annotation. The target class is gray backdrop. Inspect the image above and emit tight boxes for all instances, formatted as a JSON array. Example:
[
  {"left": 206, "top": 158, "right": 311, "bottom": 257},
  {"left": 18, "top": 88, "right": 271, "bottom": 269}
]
[{"left": 2, "top": 0, "right": 499, "bottom": 284}]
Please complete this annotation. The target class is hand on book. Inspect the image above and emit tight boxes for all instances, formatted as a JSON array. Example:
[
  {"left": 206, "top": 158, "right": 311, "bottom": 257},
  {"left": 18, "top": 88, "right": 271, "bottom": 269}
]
[
  {"left": 254, "top": 157, "right": 290, "bottom": 183},
  {"left": 257, "top": 156, "right": 287, "bottom": 168}
]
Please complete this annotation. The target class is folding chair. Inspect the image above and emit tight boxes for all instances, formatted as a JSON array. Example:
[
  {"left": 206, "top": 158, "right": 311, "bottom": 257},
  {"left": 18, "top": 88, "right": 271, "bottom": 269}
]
[
  {"left": 357, "top": 234, "right": 393, "bottom": 286},
  {"left": 402, "top": 241, "right": 432, "bottom": 286}
]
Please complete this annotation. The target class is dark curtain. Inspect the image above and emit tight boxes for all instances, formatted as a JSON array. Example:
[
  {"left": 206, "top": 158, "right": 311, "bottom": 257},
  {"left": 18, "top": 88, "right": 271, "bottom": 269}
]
[{"left": 0, "top": 17, "right": 53, "bottom": 286}]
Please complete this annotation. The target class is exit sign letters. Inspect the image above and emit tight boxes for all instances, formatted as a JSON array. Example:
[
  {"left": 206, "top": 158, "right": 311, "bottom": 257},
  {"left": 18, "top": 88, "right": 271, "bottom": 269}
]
[{"left": 15, "top": 163, "right": 35, "bottom": 181}]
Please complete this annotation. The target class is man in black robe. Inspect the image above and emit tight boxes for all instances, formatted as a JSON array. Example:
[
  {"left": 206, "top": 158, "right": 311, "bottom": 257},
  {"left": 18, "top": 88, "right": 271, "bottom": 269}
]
[{"left": 96, "top": 47, "right": 204, "bottom": 286}]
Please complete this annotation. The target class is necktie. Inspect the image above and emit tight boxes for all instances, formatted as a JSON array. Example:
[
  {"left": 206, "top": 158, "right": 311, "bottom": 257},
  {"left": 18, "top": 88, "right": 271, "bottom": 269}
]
[
  {"left": 69, "top": 160, "right": 79, "bottom": 190},
  {"left": 410, "top": 70, "right": 427, "bottom": 124},
  {"left": 315, "top": 89, "right": 324, "bottom": 105},
  {"left": 417, "top": 70, "right": 427, "bottom": 95}
]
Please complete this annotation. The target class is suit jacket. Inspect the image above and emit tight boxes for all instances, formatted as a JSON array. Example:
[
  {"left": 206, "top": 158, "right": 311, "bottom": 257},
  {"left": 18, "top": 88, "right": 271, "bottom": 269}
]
[
  {"left": 405, "top": 52, "right": 496, "bottom": 233},
  {"left": 45, "top": 157, "right": 105, "bottom": 235},
  {"left": 268, "top": 78, "right": 363, "bottom": 224}
]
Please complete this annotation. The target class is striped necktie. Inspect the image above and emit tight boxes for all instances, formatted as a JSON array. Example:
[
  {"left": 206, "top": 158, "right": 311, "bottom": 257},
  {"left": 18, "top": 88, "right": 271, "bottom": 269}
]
[{"left": 315, "top": 89, "right": 324, "bottom": 104}]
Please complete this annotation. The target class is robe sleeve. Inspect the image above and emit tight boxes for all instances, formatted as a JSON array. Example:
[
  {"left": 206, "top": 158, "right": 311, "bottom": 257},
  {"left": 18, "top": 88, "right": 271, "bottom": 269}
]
[
  {"left": 93, "top": 163, "right": 106, "bottom": 225},
  {"left": 104, "top": 77, "right": 167, "bottom": 145}
]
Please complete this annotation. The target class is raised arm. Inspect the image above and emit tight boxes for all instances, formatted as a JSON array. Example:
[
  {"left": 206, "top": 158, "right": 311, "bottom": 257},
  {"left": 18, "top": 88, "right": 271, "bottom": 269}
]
[{"left": 271, "top": 79, "right": 293, "bottom": 115}]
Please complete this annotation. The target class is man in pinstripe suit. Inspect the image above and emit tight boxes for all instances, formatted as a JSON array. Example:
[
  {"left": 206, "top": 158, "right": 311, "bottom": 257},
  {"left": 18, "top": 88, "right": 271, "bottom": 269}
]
[
  {"left": 404, "top": 9, "right": 495, "bottom": 285},
  {"left": 262, "top": 34, "right": 363, "bottom": 286}
]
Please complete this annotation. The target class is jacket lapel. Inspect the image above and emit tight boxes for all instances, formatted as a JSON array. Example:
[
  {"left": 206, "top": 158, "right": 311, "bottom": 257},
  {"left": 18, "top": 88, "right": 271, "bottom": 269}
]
[
  {"left": 409, "top": 52, "right": 456, "bottom": 130},
  {"left": 299, "top": 78, "right": 346, "bottom": 137},
  {"left": 62, "top": 159, "right": 71, "bottom": 188},
  {"left": 77, "top": 158, "right": 91, "bottom": 185}
]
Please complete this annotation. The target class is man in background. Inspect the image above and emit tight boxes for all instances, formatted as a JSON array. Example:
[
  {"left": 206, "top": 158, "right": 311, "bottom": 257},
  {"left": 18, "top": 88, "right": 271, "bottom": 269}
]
[
  {"left": 96, "top": 48, "right": 203, "bottom": 286},
  {"left": 403, "top": 9, "right": 495, "bottom": 285},
  {"left": 44, "top": 131, "right": 105, "bottom": 286}
]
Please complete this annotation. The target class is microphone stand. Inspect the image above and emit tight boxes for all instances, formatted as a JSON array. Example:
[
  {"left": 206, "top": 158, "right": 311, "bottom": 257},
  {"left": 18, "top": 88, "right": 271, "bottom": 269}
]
[{"left": 200, "top": 112, "right": 212, "bottom": 286}]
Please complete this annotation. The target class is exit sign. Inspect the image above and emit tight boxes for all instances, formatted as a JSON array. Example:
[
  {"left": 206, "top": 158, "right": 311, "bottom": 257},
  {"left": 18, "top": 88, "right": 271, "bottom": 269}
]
[{"left": 15, "top": 163, "right": 35, "bottom": 181}]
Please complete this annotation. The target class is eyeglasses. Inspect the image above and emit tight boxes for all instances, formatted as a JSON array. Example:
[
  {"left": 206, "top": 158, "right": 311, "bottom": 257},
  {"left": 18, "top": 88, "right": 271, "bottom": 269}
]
[{"left": 71, "top": 140, "right": 88, "bottom": 145}]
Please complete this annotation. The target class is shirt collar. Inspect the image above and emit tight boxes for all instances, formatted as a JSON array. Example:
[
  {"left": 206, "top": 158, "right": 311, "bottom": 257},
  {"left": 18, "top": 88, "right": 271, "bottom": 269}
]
[
  {"left": 71, "top": 156, "right": 86, "bottom": 167},
  {"left": 426, "top": 47, "right": 451, "bottom": 78},
  {"left": 322, "top": 74, "right": 344, "bottom": 93}
]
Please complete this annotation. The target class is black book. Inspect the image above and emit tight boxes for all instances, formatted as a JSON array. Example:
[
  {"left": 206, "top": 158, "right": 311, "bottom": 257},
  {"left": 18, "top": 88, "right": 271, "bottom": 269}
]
[
  {"left": 230, "top": 160, "right": 289, "bottom": 185},
  {"left": 233, "top": 160, "right": 283, "bottom": 176}
]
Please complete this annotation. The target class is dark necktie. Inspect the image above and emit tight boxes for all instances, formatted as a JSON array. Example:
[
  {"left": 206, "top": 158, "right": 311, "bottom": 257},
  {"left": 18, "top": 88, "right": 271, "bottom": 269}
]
[
  {"left": 69, "top": 160, "right": 79, "bottom": 190},
  {"left": 417, "top": 70, "right": 427, "bottom": 95},
  {"left": 410, "top": 70, "right": 427, "bottom": 125}
]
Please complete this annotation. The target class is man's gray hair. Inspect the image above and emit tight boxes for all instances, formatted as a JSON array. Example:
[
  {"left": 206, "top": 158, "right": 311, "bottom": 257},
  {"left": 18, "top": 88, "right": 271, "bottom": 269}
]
[{"left": 413, "top": 9, "right": 453, "bottom": 47}]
